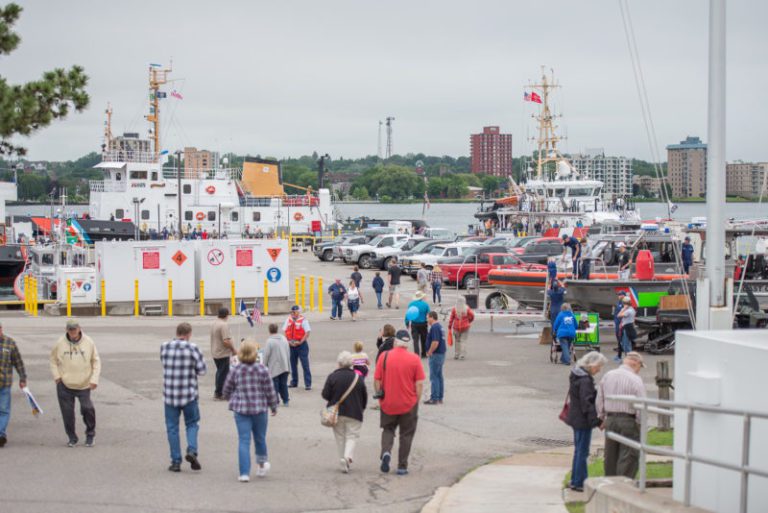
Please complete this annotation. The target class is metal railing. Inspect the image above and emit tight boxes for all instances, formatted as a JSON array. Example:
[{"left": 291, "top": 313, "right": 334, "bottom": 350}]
[
  {"left": 89, "top": 180, "right": 127, "bottom": 193},
  {"left": 606, "top": 395, "right": 768, "bottom": 513},
  {"left": 102, "top": 150, "right": 157, "bottom": 163}
]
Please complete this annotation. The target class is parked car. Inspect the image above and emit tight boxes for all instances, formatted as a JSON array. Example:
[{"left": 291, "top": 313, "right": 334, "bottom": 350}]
[
  {"left": 516, "top": 237, "right": 565, "bottom": 265},
  {"left": 507, "top": 236, "right": 538, "bottom": 252},
  {"left": 339, "top": 233, "right": 411, "bottom": 269},
  {"left": 374, "top": 239, "right": 453, "bottom": 270},
  {"left": 441, "top": 252, "right": 544, "bottom": 288},
  {"left": 423, "top": 227, "right": 455, "bottom": 240},
  {"left": 369, "top": 237, "right": 426, "bottom": 270},
  {"left": 400, "top": 242, "right": 479, "bottom": 275},
  {"left": 314, "top": 234, "right": 369, "bottom": 262}
]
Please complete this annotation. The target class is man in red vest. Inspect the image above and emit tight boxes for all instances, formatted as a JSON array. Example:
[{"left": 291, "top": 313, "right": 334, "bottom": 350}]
[{"left": 283, "top": 306, "right": 312, "bottom": 390}]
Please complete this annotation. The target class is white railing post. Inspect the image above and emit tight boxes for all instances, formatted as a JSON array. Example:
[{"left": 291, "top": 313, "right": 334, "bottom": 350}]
[
  {"left": 684, "top": 407, "right": 694, "bottom": 506},
  {"left": 639, "top": 402, "right": 648, "bottom": 493},
  {"left": 740, "top": 414, "right": 751, "bottom": 513}
]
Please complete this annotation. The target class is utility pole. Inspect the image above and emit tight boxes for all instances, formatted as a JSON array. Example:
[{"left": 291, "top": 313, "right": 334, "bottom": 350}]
[
  {"left": 317, "top": 154, "right": 330, "bottom": 189},
  {"left": 176, "top": 151, "right": 182, "bottom": 237},
  {"left": 377, "top": 120, "right": 383, "bottom": 159},
  {"left": 385, "top": 117, "right": 395, "bottom": 159}
]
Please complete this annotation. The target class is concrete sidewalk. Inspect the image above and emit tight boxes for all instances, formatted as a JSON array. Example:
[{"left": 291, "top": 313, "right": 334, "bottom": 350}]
[{"left": 421, "top": 449, "right": 573, "bottom": 513}]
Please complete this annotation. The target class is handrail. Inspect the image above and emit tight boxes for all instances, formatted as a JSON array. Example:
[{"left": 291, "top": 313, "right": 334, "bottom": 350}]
[{"left": 605, "top": 395, "right": 768, "bottom": 513}]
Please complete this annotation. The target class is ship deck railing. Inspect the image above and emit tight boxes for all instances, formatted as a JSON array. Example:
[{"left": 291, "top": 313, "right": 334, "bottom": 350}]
[
  {"left": 89, "top": 180, "right": 128, "bottom": 193},
  {"left": 161, "top": 168, "right": 241, "bottom": 180},
  {"left": 101, "top": 150, "right": 157, "bottom": 164}
]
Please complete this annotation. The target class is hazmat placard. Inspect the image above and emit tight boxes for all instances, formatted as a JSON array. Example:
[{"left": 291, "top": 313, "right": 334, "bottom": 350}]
[
  {"left": 236, "top": 249, "right": 253, "bottom": 267},
  {"left": 143, "top": 251, "right": 160, "bottom": 269}
]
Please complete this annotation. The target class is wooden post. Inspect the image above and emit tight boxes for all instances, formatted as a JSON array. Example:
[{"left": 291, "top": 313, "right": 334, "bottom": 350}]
[
  {"left": 263, "top": 279, "right": 269, "bottom": 316},
  {"left": 318, "top": 277, "right": 323, "bottom": 313},
  {"left": 656, "top": 360, "right": 672, "bottom": 430},
  {"left": 168, "top": 280, "right": 173, "bottom": 317},
  {"left": 309, "top": 276, "right": 315, "bottom": 311},
  {"left": 100, "top": 279, "right": 106, "bottom": 317},
  {"left": 134, "top": 279, "right": 139, "bottom": 317},
  {"left": 199, "top": 280, "right": 205, "bottom": 317},
  {"left": 66, "top": 279, "right": 72, "bottom": 318},
  {"left": 230, "top": 280, "right": 236, "bottom": 315}
]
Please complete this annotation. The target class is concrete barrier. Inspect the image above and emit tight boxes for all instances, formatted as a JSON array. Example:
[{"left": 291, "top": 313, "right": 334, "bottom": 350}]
[{"left": 585, "top": 477, "right": 711, "bottom": 513}]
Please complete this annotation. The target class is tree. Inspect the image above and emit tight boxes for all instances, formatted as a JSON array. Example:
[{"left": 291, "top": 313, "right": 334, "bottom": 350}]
[
  {"left": 0, "top": 4, "right": 89, "bottom": 156},
  {"left": 350, "top": 185, "right": 369, "bottom": 200},
  {"left": 17, "top": 173, "right": 48, "bottom": 200}
]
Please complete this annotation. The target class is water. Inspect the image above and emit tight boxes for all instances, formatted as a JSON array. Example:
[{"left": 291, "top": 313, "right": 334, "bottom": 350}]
[{"left": 336, "top": 202, "right": 767, "bottom": 234}]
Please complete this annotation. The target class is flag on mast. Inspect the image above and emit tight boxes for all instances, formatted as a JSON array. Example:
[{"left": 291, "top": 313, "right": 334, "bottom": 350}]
[
  {"left": 252, "top": 301, "right": 263, "bottom": 326},
  {"left": 524, "top": 91, "right": 542, "bottom": 104},
  {"left": 171, "top": 90, "right": 184, "bottom": 100},
  {"left": 239, "top": 299, "right": 254, "bottom": 327}
]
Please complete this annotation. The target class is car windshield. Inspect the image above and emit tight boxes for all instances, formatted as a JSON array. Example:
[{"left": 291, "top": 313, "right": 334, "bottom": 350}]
[
  {"left": 367, "top": 235, "right": 384, "bottom": 246},
  {"left": 394, "top": 239, "right": 409, "bottom": 249},
  {"left": 412, "top": 241, "right": 435, "bottom": 253},
  {"left": 429, "top": 247, "right": 447, "bottom": 256}
]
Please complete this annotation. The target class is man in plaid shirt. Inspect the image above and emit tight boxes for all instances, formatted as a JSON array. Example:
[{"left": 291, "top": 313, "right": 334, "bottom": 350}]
[
  {"left": 0, "top": 322, "right": 27, "bottom": 447},
  {"left": 160, "top": 322, "right": 207, "bottom": 473}
]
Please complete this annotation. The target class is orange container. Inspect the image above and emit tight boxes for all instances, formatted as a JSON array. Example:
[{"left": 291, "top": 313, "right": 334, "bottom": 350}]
[{"left": 635, "top": 249, "right": 655, "bottom": 280}]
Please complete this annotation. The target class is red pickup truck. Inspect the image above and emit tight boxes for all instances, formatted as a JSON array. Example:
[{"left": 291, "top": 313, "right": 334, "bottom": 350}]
[{"left": 441, "top": 252, "right": 546, "bottom": 288}]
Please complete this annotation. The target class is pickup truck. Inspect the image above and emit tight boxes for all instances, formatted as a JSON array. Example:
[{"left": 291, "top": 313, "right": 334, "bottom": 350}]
[
  {"left": 400, "top": 242, "right": 479, "bottom": 275},
  {"left": 440, "top": 252, "right": 544, "bottom": 288},
  {"left": 314, "top": 234, "right": 369, "bottom": 262},
  {"left": 339, "top": 233, "right": 410, "bottom": 269},
  {"left": 373, "top": 239, "right": 453, "bottom": 270},
  {"left": 515, "top": 237, "right": 565, "bottom": 264}
]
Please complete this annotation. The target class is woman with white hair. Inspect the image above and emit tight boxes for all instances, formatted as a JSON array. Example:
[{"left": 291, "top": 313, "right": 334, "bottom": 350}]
[
  {"left": 321, "top": 350, "right": 368, "bottom": 473},
  {"left": 448, "top": 296, "right": 475, "bottom": 360},
  {"left": 565, "top": 351, "right": 607, "bottom": 492},
  {"left": 553, "top": 303, "right": 577, "bottom": 365}
]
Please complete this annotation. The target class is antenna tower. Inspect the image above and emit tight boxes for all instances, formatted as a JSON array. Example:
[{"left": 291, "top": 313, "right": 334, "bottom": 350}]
[
  {"left": 385, "top": 117, "right": 395, "bottom": 159},
  {"left": 102, "top": 103, "right": 113, "bottom": 155},
  {"left": 145, "top": 63, "right": 172, "bottom": 162},
  {"left": 377, "top": 120, "right": 383, "bottom": 159}
]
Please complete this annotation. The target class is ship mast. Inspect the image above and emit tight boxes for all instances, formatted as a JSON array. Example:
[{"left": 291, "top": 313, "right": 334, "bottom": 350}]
[
  {"left": 102, "top": 103, "right": 113, "bottom": 155},
  {"left": 530, "top": 68, "right": 564, "bottom": 179},
  {"left": 145, "top": 64, "right": 172, "bottom": 162}
]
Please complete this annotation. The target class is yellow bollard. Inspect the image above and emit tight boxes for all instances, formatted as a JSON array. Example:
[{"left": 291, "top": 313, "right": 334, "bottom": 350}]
[
  {"left": 168, "top": 280, "right": 173, "bottom": 317},
  {"left": 318, "top": 277, "right": 323, "bottom": 313},
  {"left": 288, "top": 234, "right": 293, "bottom": 253},
  {"left": 200, "top": 280, "right": 205, "bottom": 316},
  {"left": 230, "top": 280, "right": 236, "bottom": 315},
  {"left": 66, "top": 279, "right": 72, "bottom": 318},
  {"left": 295, "top": 278, "right": 300, "bottom": 306},
  {"left": 34, "top": 278, "right": 38, "bottom": 317},
  {"left": 100, "top": 279, "right": 106, "bottom": 317},
  {"left": 23, "top": 275, "right": 29, "bottom": 313},
  {"left": 300, "top": 275, "right": 306, "bottom": 311},
  {"left": 134, "top": 279, "right": 139, "bottom": 317},
  {"left": 263, "top": 279, "right": 269, "bottom": 316},
  {"left": 309, "top": 276, "right": 315, "bottom": 311}
]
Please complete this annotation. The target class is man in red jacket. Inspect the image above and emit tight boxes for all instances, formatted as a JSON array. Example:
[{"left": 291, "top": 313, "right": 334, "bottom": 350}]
[{"left": 373, "top": 330, "right": 425, "bottom": 475}]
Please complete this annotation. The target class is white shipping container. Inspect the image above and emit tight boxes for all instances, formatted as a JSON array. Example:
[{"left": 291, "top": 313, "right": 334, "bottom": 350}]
[
  {"left": 196, "top": 239, "right": 289, "bottom": 300},
  {"left": 96, "top": 241, "right": 196, "bottom": 302}
]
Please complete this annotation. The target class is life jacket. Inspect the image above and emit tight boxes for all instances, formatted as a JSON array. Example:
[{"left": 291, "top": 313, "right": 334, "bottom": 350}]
[{"left": 285, "top": 316, "right": 306, "bottom": 341}]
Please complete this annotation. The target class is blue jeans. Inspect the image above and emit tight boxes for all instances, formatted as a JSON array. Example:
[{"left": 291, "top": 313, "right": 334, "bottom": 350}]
[
  {"left": 571, "top": 427, "right": 593, "bottom": 488},
  {"left": 428, "top": 353, "right": 445, "bottom": 401},
  {"left": 289, "top": 342, "right": 311, "bottom": 387},
  {"left": 620, "top": 329, "right": 633, "bottom": 356},
  {"left": 375, "top": 291, "right": 383, "bottom": 308},
  {"left": 234, "top": 412, "right": 269, "bottom": 476},
  {"left": 331, "top": 298, "right": 344, "bottom": 319},
  {"left": 432, "top": 283, "right": 442, "bottom": 303},
  {"left": 0, "top": 386, "right": 11, "bottom": 437},
  {"left": 348, "top": 299, "right": 360, "bottom": 313},
  {"left": 580, "top": 260, "right": 591, "bottom": 280},
  {"left": 559, "top": 337, "right": 573, "bottom": 365},
  {"left": 164, "top": 400, "right": 200, "bottom": 464},
  {"left": 272, "top": 372, "right": 289, "bottom": 405}
]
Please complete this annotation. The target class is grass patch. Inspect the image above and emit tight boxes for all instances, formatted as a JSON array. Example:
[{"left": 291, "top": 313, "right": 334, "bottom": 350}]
[
  {"left": 564, "top": 458, "right": 672, "bottom": 487},
  {"left": 565, "top": 502, "right": 585, "bottom": 513},
  {"left": 647, "top": 428, "right": 673, "bottom": 446}
]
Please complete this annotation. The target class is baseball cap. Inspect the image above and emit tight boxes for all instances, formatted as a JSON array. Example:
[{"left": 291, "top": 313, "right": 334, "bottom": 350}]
[
  {"left": 561, "top": 234, "right": 569, "bottom": 240},
  {"left": 625, "top": 351, "right": 646, "bottom": 367},
  {"left": 617, "top": 290, "right": 626, "bottom": 296},
  {"left": 395, "top": 329, "right": 411, "bottom": 344},
  {"left": 66, "top": 320, "right": 80, "bottom": 330},
  {"left": 684, "top": 236, "right": 691, "bottom": 241},
  {"left": 617, "top": 242, "right": 626, "bottom": 248},
  {"left": 291, "top": 305, "right": 301, "bottom": 312}
]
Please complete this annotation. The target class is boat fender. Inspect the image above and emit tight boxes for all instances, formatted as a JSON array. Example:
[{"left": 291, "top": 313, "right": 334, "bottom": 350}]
[
  {"left": 206, "top": 185, "right": 216, "bottom": 194},
  {"left": 196, "top": 212, "right": 205, "bottom": 221}
]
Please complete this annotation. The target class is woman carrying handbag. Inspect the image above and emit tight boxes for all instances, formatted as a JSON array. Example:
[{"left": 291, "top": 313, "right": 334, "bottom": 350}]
[{"left": 321, "top": 351, "right": 368, "bottom": 473}]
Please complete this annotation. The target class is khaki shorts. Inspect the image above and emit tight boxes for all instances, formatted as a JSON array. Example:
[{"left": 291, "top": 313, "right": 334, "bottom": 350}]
[{"left": 389, "top": 285, "right": 399, "bottom": 293}]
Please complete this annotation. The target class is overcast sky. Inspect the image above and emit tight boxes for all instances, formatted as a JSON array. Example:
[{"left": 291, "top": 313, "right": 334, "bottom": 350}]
[{"left": 4, "top": 0, "right": 767, "bottom": 163}]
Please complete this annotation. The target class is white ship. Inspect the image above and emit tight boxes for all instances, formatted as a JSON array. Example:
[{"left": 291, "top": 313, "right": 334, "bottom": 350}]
[{"left": 89, "top": 64, "right": 335, "bottom": 237}]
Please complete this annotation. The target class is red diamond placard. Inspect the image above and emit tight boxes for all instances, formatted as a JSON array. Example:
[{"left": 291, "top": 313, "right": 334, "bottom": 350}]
[
  {"left": 266, "top": 248, "right": 281, "bottom": 262},
  {"left": 171, "top": 250, "right": 187, "bottom": 266}
]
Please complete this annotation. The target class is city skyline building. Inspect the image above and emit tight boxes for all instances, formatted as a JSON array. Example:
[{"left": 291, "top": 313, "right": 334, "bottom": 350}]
[
  {"left": 183, "top": 147, "right": 220, "bottom": 179},
  {"left": 667, "top": 136, "right": 707, "bottom": 198},
  {"left": 569, "top": 149, "right": 633, "bottom": 198},
  {"left": 726, "top": 161, "right": 768, "bottom": 199},
  {"left": 470, "top": 126, "right": 513, "bottom": 177}
]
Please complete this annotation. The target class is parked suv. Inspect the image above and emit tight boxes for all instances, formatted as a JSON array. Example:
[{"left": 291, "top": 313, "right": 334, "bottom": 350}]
[
  {"left": 400, "top": 242, "right": 479, "bottom": 275},
  {"left": 517, "top": 237, "right": 565, "bottom": 265},
  {"left": 339, "top": 233, "right": 410, "bottom": 269},
  {"left": 369, "top": 237, "right": 426, "bottom": 270},
  {"left": 374, "top": 239, "right": 453, "bottom": 270},
  {"left": 314, "top": 234, "right": 368, "bottom": 262}
]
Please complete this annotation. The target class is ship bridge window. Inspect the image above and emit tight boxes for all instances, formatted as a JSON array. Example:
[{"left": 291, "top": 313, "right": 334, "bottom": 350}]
[
  {"left": 569, "top": 188, "right": 593, "bottom": 196},
  {"left": 41, "top": 253, "right": 54, "bottom": 265},
  {"left": 141, "top": 210, "right": 150, "bottom": 220},
  {"left": 116, "top": 172, "right": 122, "bottom": 181},
  {"left": 207, "top": 211, "right": 216, "bottom": 221},
  {"left": 252, "top": 212, "right": 261, "bottom": 222},
  {"left": 130, "top": 170, "right": 148, "bottom": 180},
  {"left": 151, "top": 171, "right": 158, "bottom": 181},
  {"left": 231, "top": 211, "right": 239, "bottom": 222},
  {"left": 183, "top": 184, "right": 192, "bottom": 194},
  {"left": 554, "top": 188, "right": 566, "bottom": 197},
  {"left": 115, "top": 209, "right": 124, "bottom": 219},
  {"left": 184, "top": 211, "right": 193, "bottom": 221}
]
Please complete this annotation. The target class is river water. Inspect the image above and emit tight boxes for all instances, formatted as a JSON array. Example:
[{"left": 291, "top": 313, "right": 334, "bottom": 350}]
[{"left": 7, "top": 202, "right": 767, "bottom": 235}]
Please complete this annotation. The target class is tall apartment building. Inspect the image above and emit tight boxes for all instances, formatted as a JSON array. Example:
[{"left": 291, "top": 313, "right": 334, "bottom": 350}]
[
  {"left": 633, "top": 175, "right": 662, "bottom": 198},
  {"left": 470, "top": 126, "right": 513, "bottom": 177},
  {"left": 726, "top": 161, "right": 768, "bottom": 198},
  {"left": 106, "top": 133, "right": 152, "bottom": 161},
  {"left": 667, "top": 136, "right": 707, "bottom": 198},
  {"left": 183, "top": 147, "right": 220, "bottom": 178},
  {"left": 569, "top": 149, "right": 632, "bottom": 198}
]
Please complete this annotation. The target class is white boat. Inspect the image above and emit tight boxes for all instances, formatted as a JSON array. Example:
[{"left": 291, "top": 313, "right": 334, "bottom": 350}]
[{"left": 88, "top": 65, "right": 335, "bottom": 238}]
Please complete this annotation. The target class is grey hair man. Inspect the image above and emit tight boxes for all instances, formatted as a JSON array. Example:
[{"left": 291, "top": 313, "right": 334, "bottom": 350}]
[
  {"left": 0, "top": 321, "right": 27, "bottom": 447},
  {"left": 596, "top": 351, "right": 646, "bottom": 479}
]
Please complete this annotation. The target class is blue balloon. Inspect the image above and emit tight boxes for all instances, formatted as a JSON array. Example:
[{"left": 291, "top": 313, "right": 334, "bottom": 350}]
[{"left": 405, "top": 306, "right": 420, "bottom": 322}]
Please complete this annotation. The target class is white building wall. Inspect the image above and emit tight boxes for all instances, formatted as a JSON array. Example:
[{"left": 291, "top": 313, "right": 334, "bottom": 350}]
[{"left": 570, "top": 153, "right": 632, "bottom": 198}]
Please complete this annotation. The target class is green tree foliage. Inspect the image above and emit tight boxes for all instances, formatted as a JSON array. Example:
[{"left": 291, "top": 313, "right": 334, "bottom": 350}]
[
  {"left": 0, "top": 4, "right": 90, "bottom": 156},
  {"left": 352, "top": 164, "right": 424, "bottom": 201},
  {"left": 632, "top": 159, "right": 666, "bottom": 177},
  {"left": 350, "top": 185, "right": 369, "bottom": 200},
  {"left": 17, "top": 173, "right": 49, "bottom": 201},
  {"left": 281, "top": 162, "right": 318, "bottom": 192}
]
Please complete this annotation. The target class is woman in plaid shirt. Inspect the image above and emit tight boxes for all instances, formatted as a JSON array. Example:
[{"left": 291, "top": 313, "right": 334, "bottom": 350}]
[
  {"left": 429, "top": 265, "right": 443, "bottom": 305},
  {"left": 222, "top": 340, "right": 278, "bottom": 482}
]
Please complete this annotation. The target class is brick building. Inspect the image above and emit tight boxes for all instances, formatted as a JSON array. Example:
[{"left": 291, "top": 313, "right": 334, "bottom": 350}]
[
  {"left": 667, "top": 136, "right": 707, "bottom": 198},
  {"left": 183, "top": 147, "right": 220, "bottom": 179},
  {"left": 726, "top": 162, "right": 768, "bottom": 198},
  {"left": 470, "top": 126, "right": 513, "bottom": 177}
]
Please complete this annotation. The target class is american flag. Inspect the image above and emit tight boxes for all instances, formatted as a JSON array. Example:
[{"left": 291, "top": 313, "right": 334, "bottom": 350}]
[
  {"left": 252, "top": 301, "right": 263, "bottom": 325},
  {"left": 171, "top": 90, "right": 184, "bottom": 100}
]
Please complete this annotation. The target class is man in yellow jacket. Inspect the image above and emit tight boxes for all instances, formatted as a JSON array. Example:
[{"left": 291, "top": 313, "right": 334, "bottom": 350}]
[{"left": 50, "top": 320, "right": 101, "bottom": 447}]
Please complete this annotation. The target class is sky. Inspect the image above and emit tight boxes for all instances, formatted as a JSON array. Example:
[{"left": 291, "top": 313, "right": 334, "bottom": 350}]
[{"left": 4, "top": 0, "right": 767, "bottom": 163}]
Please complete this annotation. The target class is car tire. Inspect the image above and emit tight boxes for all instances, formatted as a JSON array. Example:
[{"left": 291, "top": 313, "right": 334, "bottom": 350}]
[
  {"left": 358, "top": 254, "right": 372, "bottom": 269},
  {"left": 322, "top": 249, "right": 334, "bottom": 262},
  {"left": 485, "top": 291, "right": 509, "bottom": 310},
  {"left": 461, "top": 273, "right": 477, "bottom": 289},
  {"left": 383, "top": 257, "right": 393, "bottom": 269}
]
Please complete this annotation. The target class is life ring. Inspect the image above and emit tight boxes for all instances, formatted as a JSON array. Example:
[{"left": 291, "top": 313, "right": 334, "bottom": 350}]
[
  {"left": 196, "top": 212, "right": 205, "bottom": 221},
  {"left": 206, "top": 185, "right": 216, "bottom": 194},
  {"left": 294, "top": 212, "right": 304, "bottom": 221}
]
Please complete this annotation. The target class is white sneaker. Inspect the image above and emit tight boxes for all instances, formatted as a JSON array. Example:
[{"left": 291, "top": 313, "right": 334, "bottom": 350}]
[
  {"left": 238, "top": 475, "right": 250, "bottom": 483},
  {"left": 256, "top": 462, "right": 271, "bottom": 477},
  {"left": 340, "top": 458, "right": 350, "bottom": 473}
]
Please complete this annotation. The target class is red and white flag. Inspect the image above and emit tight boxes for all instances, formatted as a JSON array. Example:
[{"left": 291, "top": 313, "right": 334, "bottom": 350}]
[
  {"left": 171, "top": 90, "right": 184, "bottom": 100},
  {"left": 524, "top": 91, "right": 542, "bottom": 104}
]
